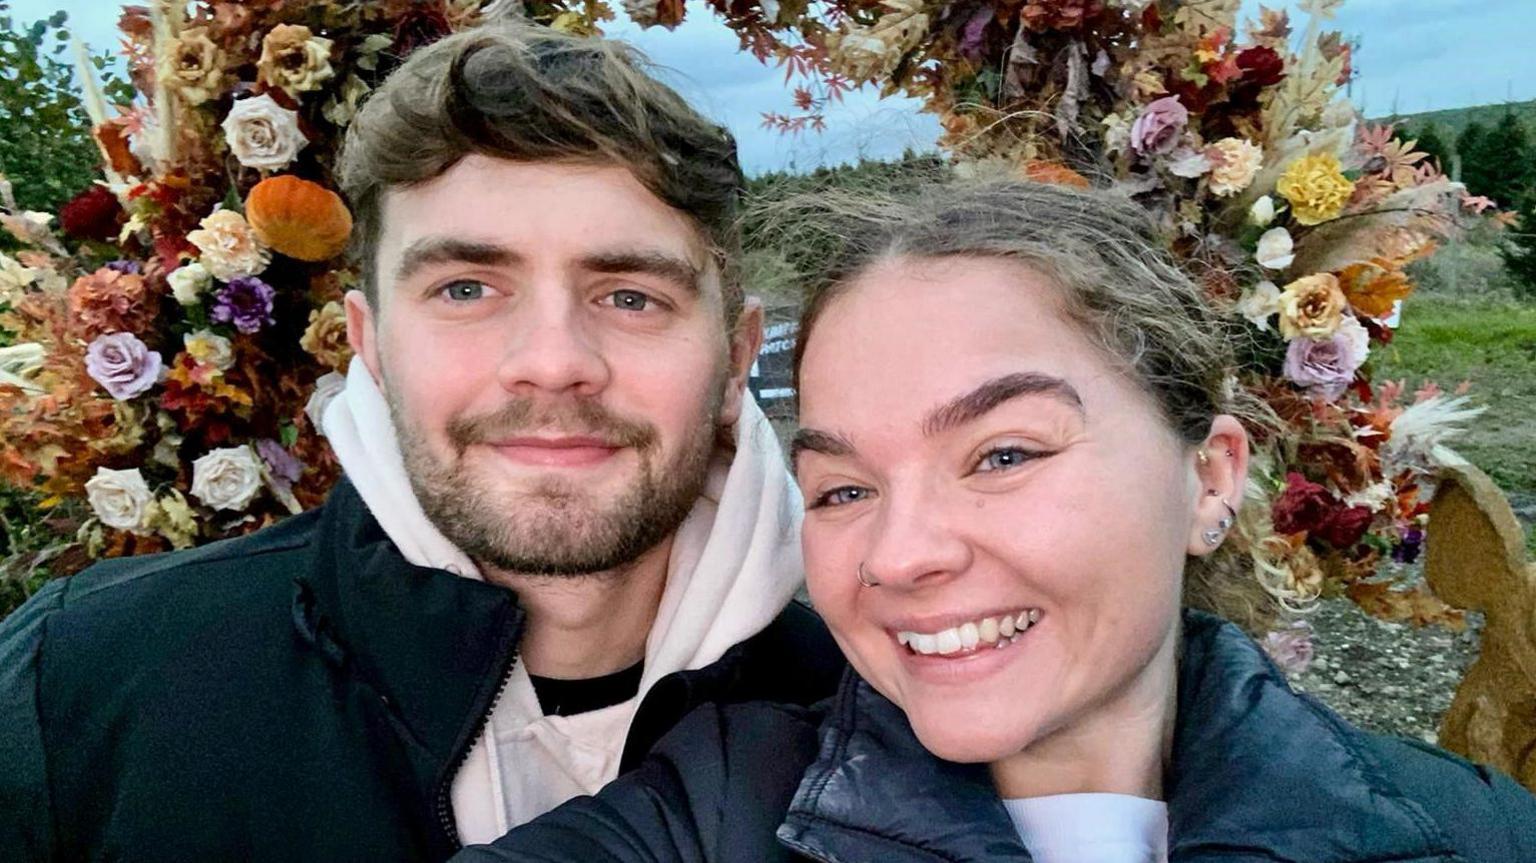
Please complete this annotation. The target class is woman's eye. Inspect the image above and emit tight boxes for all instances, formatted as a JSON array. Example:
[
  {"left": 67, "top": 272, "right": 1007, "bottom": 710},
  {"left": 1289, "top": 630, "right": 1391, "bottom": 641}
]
[
  {"left": 975, "top": 446, "right": 1043, "bottom": 473},
  {"left": 607, "top": 289, "right": 652, "bottom": 311},
  {"left": 440, "top": 280, "right": 486, "bottom": 302},
  {"left": 811, "top": 486, "right": 873, "bottom": 509}
]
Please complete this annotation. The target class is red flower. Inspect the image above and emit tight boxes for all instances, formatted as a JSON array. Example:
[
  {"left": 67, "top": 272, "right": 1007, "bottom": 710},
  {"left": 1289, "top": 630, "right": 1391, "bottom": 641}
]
[
  {"left": 1316, "top": 505, "right": 1373, "bottom": 549},
  {"left": 1235, "top": 46, "right": 1286, "bottom": 87},
  {"left": 59, "top": 185, "right": 123, "bottom": 241},
  {"left": 393, "top": 6, "right": 453, "bottom": 56},
  {"left": 1271, "top": 472, "right": 1336, "bottom": 536}
]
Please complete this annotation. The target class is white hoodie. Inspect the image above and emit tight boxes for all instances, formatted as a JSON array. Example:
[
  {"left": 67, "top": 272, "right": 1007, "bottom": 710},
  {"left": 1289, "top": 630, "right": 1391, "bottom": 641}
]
[{"left": 320, "top": 358, "right": 804, "bottom": 841}]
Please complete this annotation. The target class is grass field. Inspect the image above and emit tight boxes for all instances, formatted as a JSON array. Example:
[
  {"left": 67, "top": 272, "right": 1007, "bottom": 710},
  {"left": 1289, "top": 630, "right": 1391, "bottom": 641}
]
[{"left": 1374, "top": 291, "right": 1536, "bottom": 552}]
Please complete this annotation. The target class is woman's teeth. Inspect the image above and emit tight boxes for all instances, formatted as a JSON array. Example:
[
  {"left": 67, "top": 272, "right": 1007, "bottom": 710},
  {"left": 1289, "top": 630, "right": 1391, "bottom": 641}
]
[{"left": 896, "top": 609, "right": 1041, "bottom": 656}]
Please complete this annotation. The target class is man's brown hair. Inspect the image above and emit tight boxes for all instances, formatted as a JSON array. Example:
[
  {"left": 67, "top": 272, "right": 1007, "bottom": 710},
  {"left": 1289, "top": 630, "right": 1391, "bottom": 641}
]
[{"left": 337, "top": 22, "right": 745, "bottom": 319}]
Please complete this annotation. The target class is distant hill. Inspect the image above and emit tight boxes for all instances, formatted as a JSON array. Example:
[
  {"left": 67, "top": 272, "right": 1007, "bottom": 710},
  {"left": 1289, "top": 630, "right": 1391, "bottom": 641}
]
[{"left": 1375, "top": 99, "right": 1536, "bottom": 137}]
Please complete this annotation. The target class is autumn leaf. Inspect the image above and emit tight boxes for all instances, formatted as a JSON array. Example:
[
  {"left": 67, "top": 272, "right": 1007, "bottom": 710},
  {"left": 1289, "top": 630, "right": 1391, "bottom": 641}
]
[{"left": 1338, "top": 259, "right": 1413, "bottom": 318}]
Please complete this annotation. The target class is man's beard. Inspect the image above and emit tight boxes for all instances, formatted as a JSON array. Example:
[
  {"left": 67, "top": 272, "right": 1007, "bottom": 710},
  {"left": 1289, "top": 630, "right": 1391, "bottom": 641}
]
[{"left": 388, "top": 379, "right": 723, "bottom": 577}]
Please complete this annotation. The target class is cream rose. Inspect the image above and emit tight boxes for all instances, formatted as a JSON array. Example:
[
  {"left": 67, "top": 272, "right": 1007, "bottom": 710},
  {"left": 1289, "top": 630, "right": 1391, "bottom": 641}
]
[
  {"left": 184, "top": 330, "right": 236, "bottom": 372},
  {"left": 158, "top": 26, "right": 224, "bottom": 106},
  {"left": 1255, "top": 227, "right": 1295, "bottom": 270},
  {"left": 257, "top": 24, "right": 335, "bottom": 97},
  {"left": 305, "top": 371, "right": 347, "bottom": 430},
  {"left": 1236, "top": 281, "right": 1281, "bottom": 332},
  {"left": 187, "top": 210, "right": 270, "bottom": 281},
  {"left": 85, "top": 466, "right": 155, "bottom": 532},
  {"left": 221, "top": 94, "right": 308, "bottom": 171},
  {"left": 1207, "top": 138, "right": 1263, "bottom": 197},
  {"left": 167, "top": 261, "right": 212, "bottom": 306},
  {"left": 191, "top": 445, "right": 264, "bottom": 511},
  {"left": 1277, "top": 273, "right": 1348, "bottom": 341}
]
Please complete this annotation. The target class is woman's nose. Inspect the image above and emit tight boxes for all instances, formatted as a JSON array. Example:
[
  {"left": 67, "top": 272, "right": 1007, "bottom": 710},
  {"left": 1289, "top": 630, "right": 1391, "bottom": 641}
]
[{"left": 858, "top": 486, "right": 972, "bottom": 589}]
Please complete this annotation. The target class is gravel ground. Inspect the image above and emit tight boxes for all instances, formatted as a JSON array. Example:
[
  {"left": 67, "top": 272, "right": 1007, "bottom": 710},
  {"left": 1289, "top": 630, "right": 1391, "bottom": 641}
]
[
  {"left": 1294, "top": 491, "right": 1534, "bottom": 744},
  {"left": 1289, "top": 597, "right": 1483, "bottom": 744}
]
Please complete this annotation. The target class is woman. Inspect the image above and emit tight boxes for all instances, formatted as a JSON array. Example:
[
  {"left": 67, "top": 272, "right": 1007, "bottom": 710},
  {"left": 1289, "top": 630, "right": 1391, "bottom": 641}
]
[{"left": 453, "top": 180, "right": 1536, "bottom": 862}]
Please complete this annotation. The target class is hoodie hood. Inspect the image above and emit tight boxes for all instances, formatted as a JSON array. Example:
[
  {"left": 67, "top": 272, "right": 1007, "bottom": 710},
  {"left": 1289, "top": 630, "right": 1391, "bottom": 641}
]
[{"left": 321, "top": 357, "right": 805, "bottom": 838}]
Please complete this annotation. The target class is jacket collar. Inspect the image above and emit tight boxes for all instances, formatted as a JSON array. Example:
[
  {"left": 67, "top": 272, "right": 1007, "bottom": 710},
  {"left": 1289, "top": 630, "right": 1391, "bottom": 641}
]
[
  {"left": 780, "top": 610, "right": 1455, "bottom": 863},
  {"left": 292, "top": 479, "right": 524, "bottom": 784}
]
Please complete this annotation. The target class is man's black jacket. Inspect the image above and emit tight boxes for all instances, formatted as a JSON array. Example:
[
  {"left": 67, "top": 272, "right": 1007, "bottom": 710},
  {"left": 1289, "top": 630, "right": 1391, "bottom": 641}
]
[{"left": 0, "top": 479, "right": 844, "bottom": 861}]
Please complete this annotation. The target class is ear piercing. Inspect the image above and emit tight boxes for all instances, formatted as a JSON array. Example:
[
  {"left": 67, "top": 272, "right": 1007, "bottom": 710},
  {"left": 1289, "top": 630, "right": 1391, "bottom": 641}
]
[
  {"left": 1203, "top": 498, "right": 1238, "bottom": 547},
  {"left": 857, "top": 562, "right": 881, "bottom": 588}
]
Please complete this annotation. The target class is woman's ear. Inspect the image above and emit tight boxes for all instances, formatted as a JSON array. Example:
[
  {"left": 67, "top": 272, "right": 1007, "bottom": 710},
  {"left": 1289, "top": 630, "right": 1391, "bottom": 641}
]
[{"left": 1186, "top": 415, "right": 1251, "bottom": 557}]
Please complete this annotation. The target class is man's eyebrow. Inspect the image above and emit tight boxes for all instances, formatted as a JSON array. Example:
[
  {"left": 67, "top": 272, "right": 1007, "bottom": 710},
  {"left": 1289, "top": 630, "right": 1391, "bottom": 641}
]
[
  {"left": 393, "top": 238, "right": 520, "bottom": 286},
  {"left": 922, "top": 372, "right": 1084, "bottom": 437},
  {"left": 579, "top": 249, "right": 701, "bottom": 295},
  {"left": 790, "top": 428, "right": 857, "bottom": 473}
]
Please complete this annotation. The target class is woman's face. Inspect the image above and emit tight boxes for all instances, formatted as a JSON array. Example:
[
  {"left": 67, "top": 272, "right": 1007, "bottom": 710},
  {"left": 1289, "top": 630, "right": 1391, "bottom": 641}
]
[{"left": 794, "top": 256, "right": 1226, "bottom": 764}]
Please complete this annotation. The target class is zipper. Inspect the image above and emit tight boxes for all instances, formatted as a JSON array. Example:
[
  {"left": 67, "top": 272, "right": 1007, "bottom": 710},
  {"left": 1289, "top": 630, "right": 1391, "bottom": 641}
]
[{"left": 432, "top": 607, "right": 524, "bottom": 850}]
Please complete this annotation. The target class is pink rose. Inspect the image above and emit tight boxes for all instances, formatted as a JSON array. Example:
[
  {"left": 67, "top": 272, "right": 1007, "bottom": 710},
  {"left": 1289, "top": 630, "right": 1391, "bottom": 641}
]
[
  {"left": 85, "top": 332, "right": 163, "bottom": 400},
  {"left": 1130, "top": 96, "right": 1189, "bottom": 156},
  {"left": 1282, "top": 316, "right": 1368, "bottom": 399}
]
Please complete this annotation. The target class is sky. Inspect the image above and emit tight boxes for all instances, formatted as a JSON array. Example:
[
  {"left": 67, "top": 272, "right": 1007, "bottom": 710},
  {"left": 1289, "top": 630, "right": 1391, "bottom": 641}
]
[{"left": 11, "top": 0, "right": 1536, "bottom": 175}]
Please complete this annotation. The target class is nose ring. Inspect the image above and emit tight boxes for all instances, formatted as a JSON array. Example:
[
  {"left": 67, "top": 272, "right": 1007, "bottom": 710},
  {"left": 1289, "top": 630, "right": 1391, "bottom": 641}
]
[{"left": 857, "top": 562, "right": 881, "bottom": 588}]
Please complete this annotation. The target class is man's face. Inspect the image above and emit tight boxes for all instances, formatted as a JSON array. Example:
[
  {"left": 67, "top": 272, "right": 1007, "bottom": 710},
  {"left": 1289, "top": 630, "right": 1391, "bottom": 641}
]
[{"left": 346, "top": 156, "right": 760, "bottom": 575}]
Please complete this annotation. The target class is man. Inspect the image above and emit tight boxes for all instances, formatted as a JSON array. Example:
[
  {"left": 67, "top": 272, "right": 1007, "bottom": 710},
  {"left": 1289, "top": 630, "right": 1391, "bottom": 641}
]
[{"left": 0, "top": 23, "right": 840, "bottom": 861}]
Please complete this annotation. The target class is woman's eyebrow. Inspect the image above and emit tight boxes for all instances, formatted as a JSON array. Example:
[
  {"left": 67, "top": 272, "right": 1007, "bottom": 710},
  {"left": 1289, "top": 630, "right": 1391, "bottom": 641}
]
[
  {"left": 922, "top": 372, "right": 1085, "bottom": 437},
  {"left": 790, "top": 428, "right": 856, "bottom": 473}
]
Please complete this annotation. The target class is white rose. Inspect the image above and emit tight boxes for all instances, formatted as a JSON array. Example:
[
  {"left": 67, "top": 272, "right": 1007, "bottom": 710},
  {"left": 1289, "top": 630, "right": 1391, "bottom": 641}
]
[
  {"left": 1167, "top": 147, "right": 1213, "bottom": 178},
  {"left": 1236, "top": 281, "right": 1281, "bottom": 332},
  {"left": 191, "top": 446, "right": 264, "bottom": 511},
  {"left": 167, "top": 261, "right": 212, "bottom": 306},
  {"left": 1255, "top": 227, "right": 1295, "bottom": 270},
  {"left": 221, "top": 94, "right": 308, "bottom": 172},
  {"left": 1248, "top": 195, "right": 1277, "bottom": 227},
  {"left": 85, "top": 466, "right": 154, "bottom": 532},
  {"left": 305, "top": 370, "right": 347, "bottom": 431}
]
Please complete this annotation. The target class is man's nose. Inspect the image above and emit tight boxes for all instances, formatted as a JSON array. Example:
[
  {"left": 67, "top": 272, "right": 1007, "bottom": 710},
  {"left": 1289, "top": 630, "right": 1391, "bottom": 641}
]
[{"left": 494, "top": 289, "right": 612, "bottom": 398}]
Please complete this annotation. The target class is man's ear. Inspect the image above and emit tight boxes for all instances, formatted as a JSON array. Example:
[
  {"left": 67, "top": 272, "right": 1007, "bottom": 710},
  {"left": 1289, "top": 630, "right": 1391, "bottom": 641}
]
[
  {"left": 344, "top": 289, "right": 383, "bottom": 384},
  {"left": 720, "top": 297, "right": 765, "bottom": 428}
]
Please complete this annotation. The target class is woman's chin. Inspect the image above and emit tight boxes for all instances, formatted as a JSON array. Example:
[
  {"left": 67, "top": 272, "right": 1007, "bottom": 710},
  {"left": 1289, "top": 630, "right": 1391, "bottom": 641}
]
[{"left": 908, "top": 711, "right": 1044, "bottom": 765}]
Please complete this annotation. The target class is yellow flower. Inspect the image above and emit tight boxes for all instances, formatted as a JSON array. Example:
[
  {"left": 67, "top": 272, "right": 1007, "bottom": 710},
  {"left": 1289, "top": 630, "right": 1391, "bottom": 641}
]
[
  {"left": 257, "top": 24, "right": 335, "bottom": 97},
  {"left": 1275, "top": 152, "right": 1354, "bottom": 225},
  {"left": 300, "top": 301, "right": 353, "bottom": 373},
  {"left": 1277, "top": 273, "right": 1347, "bottom": 340},
  {"left": 158, "top": 26, "right": 225, "bottom": 105}
]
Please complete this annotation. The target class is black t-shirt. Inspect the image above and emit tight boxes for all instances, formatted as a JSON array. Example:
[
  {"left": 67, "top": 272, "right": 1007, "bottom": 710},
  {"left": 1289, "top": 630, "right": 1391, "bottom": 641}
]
[{"left": 528, "top": 660, "right": 645, "bottom": 717}]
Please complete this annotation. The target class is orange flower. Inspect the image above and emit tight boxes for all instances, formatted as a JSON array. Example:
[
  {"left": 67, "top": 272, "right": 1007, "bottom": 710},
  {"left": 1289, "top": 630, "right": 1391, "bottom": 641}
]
[
  {"left": 67, "top": 266, "right": 155, "bottom": 339},
  {"left": 245, "top": 176, "right": 353, "bottom": 263},
  {"left": 1337, "top": 259, "right": 1412, "bottom": 318},
  {"left": 1020, "top": 160, "right": 1091, "bottom": 189}
]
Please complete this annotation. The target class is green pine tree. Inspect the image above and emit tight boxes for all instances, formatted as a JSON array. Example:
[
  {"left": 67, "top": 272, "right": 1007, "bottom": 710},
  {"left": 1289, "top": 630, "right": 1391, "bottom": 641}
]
[
  {"left": 1502, "top": 189, "right": 1536, "bottom": 301},
  {"left": 1480, "top": 111, "right": 1534, "bottom": 206},
  {"left": 1456, "top": 120, "right": 1491, "bottom": 194},
  {"left": 1409, "top": 123, "right": 1451, "bottom": 174}
]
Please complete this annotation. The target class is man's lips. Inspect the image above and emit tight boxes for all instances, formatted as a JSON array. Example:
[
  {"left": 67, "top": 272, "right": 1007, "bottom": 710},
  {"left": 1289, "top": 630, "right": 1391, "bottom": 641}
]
[{"left": 484, "top": 436, "right": 623, "bottom": 468}]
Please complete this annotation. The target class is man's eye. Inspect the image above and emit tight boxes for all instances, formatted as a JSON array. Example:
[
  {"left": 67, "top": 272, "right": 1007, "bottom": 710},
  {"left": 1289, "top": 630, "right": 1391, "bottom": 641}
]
[
  {"left": 811, "top": 486, "right": 873, "bottom": 509},
  {"left": 607, "top": 289, "right": 652, "bottom": 311},
  {"left": 440, "top": 280, "right": 486, "bottom": 302}
]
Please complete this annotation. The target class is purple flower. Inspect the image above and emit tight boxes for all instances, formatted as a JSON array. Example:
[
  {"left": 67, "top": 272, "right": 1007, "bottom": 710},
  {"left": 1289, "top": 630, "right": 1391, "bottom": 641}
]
[
  {"left": 211, "top": 276, "right": 276, "bottom": 334},
  {"left": 105, "top": 259, "right": 142, "bottom": 274},
  {"left": 85, "top": 332, "right": 163, "bottom": 400},
  {"left": 255, "top": 438, "right": 304, "bottom": 485},
  {"left": 1392, "top": 526, "right": 1426, "bottom": 564},
  {"left": 1130, "top": 96, "right": 1189, "bottom": 156},
  {"left": 1283, "top": 317, "right": 1369, "bottom": 399}
]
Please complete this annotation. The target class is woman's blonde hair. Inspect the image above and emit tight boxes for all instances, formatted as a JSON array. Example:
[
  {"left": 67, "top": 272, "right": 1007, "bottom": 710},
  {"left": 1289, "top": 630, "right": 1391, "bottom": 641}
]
[{"left": 771, "top": 176, "right": 1298, "bottom": 633}]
